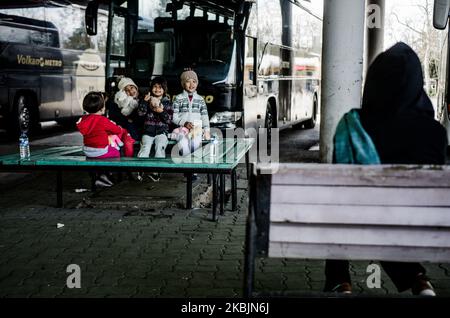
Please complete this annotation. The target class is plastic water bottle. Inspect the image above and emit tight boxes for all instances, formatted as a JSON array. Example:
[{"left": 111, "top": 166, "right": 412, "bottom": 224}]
[
  {"left": 19, "top": 132, "right": 30, "bottom": 160},
  {"left": 210, "top": 135, "right": 218, "bottom": 158}
]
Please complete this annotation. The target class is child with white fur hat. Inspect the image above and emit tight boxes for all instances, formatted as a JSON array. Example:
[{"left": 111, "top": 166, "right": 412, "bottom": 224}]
[
  {"left": 107, "top": 76, "right": 143, "bottom": 141},
  {"left": 114, "top": 77, "right": 139, "bottom": 117}
]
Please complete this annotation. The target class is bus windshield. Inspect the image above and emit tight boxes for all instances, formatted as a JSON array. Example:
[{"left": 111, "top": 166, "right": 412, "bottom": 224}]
[{"left": 130, "top": 16, "right": 234, "bottom": 85}]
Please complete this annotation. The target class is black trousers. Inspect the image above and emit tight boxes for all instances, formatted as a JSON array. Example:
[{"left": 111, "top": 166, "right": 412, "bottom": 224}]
[{"left": 324, "top": 260, "right": 426, "bottom": 292}]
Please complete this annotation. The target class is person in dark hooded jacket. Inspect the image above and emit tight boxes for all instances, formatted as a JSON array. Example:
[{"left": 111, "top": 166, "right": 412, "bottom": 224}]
[{"left": 325, "top": 42, "right": 448, "bottom": 296}]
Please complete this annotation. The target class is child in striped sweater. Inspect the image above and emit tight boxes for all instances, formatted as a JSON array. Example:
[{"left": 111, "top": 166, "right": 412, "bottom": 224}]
[{"left": 172, "top": 70, "right": 210, "bottom": 156}]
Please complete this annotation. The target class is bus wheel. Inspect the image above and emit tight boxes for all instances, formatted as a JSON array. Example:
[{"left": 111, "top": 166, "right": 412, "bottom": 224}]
[
  {"left": 303, "top": 95, "right": 318, "bottom": 129},
  {"left": 10, "top": 95, "right": 39, "bottom": 136}
]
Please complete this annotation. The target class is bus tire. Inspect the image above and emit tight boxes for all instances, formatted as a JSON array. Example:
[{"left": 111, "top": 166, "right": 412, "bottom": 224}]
[
  {"left": 303, "top": 95, "right": 318, "bottom": 129},
  {"left": 9, "top": 94, "right": 40, "bottom": 136}
]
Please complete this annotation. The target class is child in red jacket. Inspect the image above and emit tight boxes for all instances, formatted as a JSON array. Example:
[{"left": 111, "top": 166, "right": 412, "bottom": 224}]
[
  {"left": 77, "top": 92, "right": 136, "bottom": 187},
  {"left": 77, "top": 92, "right": 135, "bottom": 159}
]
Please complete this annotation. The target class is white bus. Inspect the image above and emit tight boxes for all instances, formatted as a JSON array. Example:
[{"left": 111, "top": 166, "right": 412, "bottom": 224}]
[
  {"left": 434, "top": 0, "right": 450, "bottom": 146},
  {"left": 85, "top": 0, "right": 322, "bottom": 145}
]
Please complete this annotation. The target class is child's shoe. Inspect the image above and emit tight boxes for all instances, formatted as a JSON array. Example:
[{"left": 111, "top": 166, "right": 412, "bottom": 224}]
[
  {"left": 148, "top": 173, "right": 160, "bottom": 182},
  {"left": 99, "top": 174, "right": 114, "bottom": 186},
  {"left": 331, "top": 282, "right": 352, "bottom": 294},
  {"left": 95, "top": 179, "right": 112, "bottom": 188},
  {"left": 412, "top": 274, "right": 436, "bottom": 296}
]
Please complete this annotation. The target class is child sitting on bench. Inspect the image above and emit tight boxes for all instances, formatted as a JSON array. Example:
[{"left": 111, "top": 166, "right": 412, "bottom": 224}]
[
  {"left": 172, "top": 70, "right": 211, "bottom": 156},
  {"left": 77, "top": 91, "right": 136, "bottom": 186},
  {"left": 137, "top": 76, "right": 173, "bottom": 159}
]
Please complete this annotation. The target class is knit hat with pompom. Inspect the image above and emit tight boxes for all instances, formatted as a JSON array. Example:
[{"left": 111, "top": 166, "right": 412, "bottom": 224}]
[{"left": 180, "top": 70, "right": 198, "bottom": 85}]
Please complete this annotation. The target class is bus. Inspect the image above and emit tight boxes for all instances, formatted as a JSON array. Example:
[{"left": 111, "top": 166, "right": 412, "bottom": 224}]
[
  {"left": 85, "top": 0, "right": 322, "bottom": 143},
  {"left": 433, "top": 0, "right": 450, "bottom": 147},
  {"left": 0, "top": 0, "right": 107, "bottom": 135}
]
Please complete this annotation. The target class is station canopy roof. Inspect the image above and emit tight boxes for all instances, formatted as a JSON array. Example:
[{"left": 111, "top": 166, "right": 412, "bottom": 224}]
[
  {"left": 182, "top": 0, "right": 240, "bottom": 18},
  {"left": 0, "top": 0, "right": 242, "bottom": 18}
]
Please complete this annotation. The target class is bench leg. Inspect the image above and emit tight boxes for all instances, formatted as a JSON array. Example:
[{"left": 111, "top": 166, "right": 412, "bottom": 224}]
[
  {"left": 231, "top": 169, "right": 237, "bottom": 211},
  {"left": 220, "top": 174, "right": 225, "bottom": 215},
  {"left": 56, "top": 171, "right": 63, "bottom": 208},
  {"left": 246, "top": 151, "right": 250, "bottom": 181},
  {"left": 244, "top": 199, "right": 256, "bottom": 298},
  {"left": 186, "top": 173, "right": 193, "bottom": 209},
  {"left": 212, "top": 174, "right": 218, "bottom": 221},
  {"left": 90, "top": 172, "right": 96, "bottom": 191}
]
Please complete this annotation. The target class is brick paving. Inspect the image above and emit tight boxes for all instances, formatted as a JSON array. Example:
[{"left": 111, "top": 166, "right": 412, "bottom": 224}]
[{"left": 1, "top": 166, "right": 450, "bottom": 298}]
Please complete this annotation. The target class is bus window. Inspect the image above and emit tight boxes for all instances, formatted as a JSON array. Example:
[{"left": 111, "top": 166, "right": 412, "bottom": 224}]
[
  {"left": 212, "top": 32, "right": 233, "bottom": 62},
  {"left": 30, "top": 29, "right": 58, "bottom": 47},
  {"left": 131, "top": 39, "right": 171, "bottom": 76},
  {"left": 179, "top": 31, "right": 208, "bottom": 65},
  {"left": 0, "top": 9, "right": 59, "bottom": 48},
  {"left": 246, "top": 0, "right": 257, "bottom": 37},
  {"left": 111, "top": 15, "right": 125, "bottom": 56},
  {"left": 258, "top": 0, "right": 282, "bottom": 46},
  {"left": 0, "top": 24, "right": 28, "bottom": 44},
  {"left": 245, "top": 36, "right": 256, "bottom": 85}
]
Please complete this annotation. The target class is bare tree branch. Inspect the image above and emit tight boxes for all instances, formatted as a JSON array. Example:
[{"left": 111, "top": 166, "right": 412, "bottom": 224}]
[{"left": 391, "top": 12, "right": 424, "bottom": 36}]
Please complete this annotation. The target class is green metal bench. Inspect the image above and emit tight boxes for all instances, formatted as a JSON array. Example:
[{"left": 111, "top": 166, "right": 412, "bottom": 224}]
[{"left": 0, "top": 138, "right": 254, "bottom": 221}]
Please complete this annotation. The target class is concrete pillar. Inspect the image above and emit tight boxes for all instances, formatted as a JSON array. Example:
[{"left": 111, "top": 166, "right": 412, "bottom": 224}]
[
  {"left": 367, "top": 0, "right": 385, "bottom": 69},
  {"left": 319, "top": 0, "right": 366, "bottom": 163}
]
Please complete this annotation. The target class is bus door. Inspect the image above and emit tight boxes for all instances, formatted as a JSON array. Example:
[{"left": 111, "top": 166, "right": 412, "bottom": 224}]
[
  {"left": 109, "top": 15, "right": 126, "bottom": 77},
  {"left": 279, "top": 46, "right": 292, "bottom": 124},
  {"left": 106, "top": 1, "right": 137, "bottom": 81},
  {"left": 243, "top": 36, "right": 259, "bottom": 131}
]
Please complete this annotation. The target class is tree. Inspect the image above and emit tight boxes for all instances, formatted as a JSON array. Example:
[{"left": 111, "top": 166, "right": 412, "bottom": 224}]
[
  {"left": 386, "top": 0, "right": 443, "bottom": 96},
  {"left": 64, "top": 26, "right": 92, "bottom": 51}
]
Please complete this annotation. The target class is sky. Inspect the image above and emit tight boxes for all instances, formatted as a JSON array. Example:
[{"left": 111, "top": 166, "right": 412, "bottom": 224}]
[
  {"left": 384, "top": 0, "right": 432, "bottom": 49},
  {"left": 305, "top": 0, "right": 324, "bottom": 17},
  {"left": 303, "top": 0, "right": 437, "bottom": 51}
]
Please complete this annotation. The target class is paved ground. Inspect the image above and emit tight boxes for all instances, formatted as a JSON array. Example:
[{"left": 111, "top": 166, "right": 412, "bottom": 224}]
[
  {"left": 1, "top": 125, "right": 450, "bottom": 298},
  {"left": 1, "top": 163, "right": 450, "bottom": 298}
]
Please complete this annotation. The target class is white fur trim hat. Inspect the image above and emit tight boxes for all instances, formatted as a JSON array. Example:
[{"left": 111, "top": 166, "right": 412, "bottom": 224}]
[
  {"left": 118, "top": 77, "right": 138, "bottom": 91},
  {"left": 180, "top": 70, "right": 198, "bottom": 85}
]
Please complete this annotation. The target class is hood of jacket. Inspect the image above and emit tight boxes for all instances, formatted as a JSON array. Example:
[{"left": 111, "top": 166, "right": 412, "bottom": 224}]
[
  {"left": 361, "top": 42, "right": 434, "bottom": 126},
  {"left": 360, "top": 42, "right": 447, "bottom": 164}
]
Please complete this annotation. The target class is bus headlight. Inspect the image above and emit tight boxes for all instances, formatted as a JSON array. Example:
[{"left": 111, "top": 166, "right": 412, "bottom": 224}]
[{"left": 210, "top": 111, "right": 242, "bottom": 125}]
